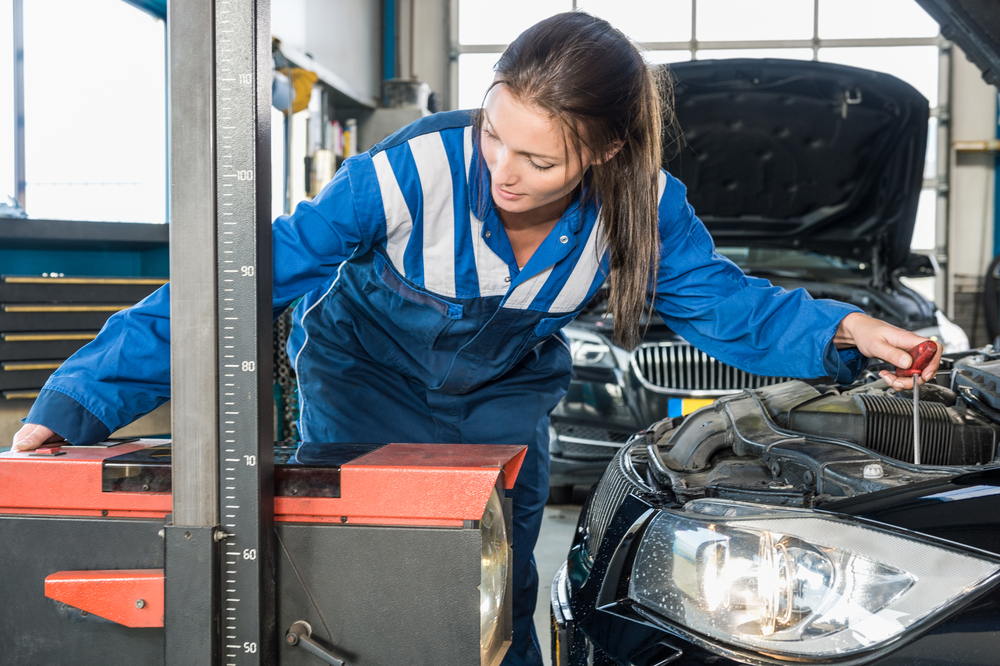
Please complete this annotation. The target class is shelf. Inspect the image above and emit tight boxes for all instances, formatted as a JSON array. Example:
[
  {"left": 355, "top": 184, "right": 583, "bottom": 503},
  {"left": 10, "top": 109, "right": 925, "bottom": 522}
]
[
  {"left": 0, "top": 218, "right": 168, "bottom": 251},
  {"left": 278, "top": 42, "right": 380, "bottom": 111}
]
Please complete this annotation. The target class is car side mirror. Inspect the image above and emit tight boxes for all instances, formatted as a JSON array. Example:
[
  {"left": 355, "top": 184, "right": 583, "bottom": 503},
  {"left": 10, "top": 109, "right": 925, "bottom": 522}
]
[{"left": 897, "top": 252, "right": 939, "bottom": 278}]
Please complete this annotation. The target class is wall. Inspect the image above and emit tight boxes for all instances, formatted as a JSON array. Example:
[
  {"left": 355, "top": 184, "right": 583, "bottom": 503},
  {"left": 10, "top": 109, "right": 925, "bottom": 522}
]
[
  {"left": 397, "top": 0, "right": 451, "bottom": 107},
  {"left": 271, "top": 0, "right": 383, "bottom": 105},
  {"left": 948, "top": 44, "right": 998, "bottom": 345}
]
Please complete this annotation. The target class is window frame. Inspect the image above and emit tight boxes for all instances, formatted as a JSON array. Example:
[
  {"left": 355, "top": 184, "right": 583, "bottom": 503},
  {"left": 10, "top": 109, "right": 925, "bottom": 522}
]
[
  {"left": 449, "top": 0, "right": 952, "bottom": 309},
  {"left": 8, "top": 0, "right": 169, "bottom": 224}
]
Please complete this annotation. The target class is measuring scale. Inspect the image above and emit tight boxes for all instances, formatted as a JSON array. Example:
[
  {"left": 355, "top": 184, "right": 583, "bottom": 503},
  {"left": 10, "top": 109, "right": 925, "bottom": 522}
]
[{"left": 211, "top": 1, "right": 273, "bottom": 663}]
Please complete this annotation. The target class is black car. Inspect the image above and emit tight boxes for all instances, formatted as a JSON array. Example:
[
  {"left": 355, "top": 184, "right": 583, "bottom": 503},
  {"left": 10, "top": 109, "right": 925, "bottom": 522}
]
[
  {"left": 551, "top": 349, "right": 1000, "bottom": 666},
  {"left": 547, "top": 56, "right": 970, "bottom": 500}
]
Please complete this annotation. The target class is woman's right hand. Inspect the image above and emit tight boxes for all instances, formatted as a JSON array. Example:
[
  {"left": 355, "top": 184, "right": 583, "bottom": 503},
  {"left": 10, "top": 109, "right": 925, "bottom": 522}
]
[{"left": 11, "top": 423, "right": 63, "bottom": 452}]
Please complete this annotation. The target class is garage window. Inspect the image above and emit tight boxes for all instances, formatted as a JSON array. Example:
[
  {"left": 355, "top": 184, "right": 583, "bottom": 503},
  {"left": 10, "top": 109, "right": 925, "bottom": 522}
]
[
  {"left": 453, "top": 0, "right": 946, "bottom": 255},
  {"left": 2, "top": 0, "right": 166, "bottom": 223}
]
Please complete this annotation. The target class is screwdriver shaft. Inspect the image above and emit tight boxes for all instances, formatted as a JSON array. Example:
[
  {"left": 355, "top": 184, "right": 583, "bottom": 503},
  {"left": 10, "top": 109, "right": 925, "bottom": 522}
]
[{"left": 913, "top": 377, "right": 921, "bottom": 465}]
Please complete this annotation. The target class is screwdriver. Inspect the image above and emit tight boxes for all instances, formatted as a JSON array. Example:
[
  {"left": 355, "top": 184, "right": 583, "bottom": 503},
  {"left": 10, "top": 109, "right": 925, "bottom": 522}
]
[{"left": 894, "top": 340, "right": 938, "bottom": 465}]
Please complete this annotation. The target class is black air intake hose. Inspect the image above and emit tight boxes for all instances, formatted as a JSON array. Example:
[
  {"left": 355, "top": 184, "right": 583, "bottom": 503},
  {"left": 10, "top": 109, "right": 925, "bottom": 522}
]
[
  {"left": 788, "top": 391, "right": 997, "bottom": 466},
  {"left": 857, "top": 395, "right": 952, "bottom": 466}
]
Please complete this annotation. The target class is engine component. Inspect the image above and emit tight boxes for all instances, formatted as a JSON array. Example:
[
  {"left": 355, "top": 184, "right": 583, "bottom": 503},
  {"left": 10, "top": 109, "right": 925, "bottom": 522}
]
[
  {"left": 788, "top": 392, "right": 997, "bottom": 466},
  {"left": 646, "top": 377, "right": 1000, "bottom": 512}
]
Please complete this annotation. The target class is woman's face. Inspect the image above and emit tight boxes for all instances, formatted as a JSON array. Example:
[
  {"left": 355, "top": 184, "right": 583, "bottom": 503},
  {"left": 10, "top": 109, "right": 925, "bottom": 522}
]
[{"left": 480, "top": 84, "right": 595, "bottom": 218}]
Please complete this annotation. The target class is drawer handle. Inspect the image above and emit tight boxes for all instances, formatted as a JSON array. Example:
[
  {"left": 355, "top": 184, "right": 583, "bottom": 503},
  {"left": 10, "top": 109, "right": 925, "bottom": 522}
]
[
  {"left": 2, "top": 333, "right": 98, "bottom": 342},
  {"left": 3, "top": 361, "right": 62, "bottom": 371},
  {"left": 3, "top": 391, "right": 39, "bottom": 400},
  {"left": 3, "top": 277, "right": 167, "bottom": 286},
  {"left": 3, "top": 305, "right": 130, "bottom": 313}
]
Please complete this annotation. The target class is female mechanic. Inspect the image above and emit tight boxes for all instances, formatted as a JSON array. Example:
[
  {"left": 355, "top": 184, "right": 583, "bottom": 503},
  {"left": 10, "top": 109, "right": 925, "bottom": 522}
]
[{"left": 12, "top": 11, "right": 940, "bottom": 666}]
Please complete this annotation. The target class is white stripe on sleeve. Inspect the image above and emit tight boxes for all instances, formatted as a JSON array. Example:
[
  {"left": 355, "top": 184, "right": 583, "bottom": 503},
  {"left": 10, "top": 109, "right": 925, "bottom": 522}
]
[
  {"left": 372, "top": 151, "right": 413, "bottom": 275},
  {"left": 464, "top": 126, "right": 510, "bottom": 297},
  {"left": 503, "top": 266, "right": 554, "bottom": 310},
  {"left": 410, "top": 133, "right": 457, "bottom": 296},
  {"left": 548, "top": 210, "right": 607, "bottom": 313}
]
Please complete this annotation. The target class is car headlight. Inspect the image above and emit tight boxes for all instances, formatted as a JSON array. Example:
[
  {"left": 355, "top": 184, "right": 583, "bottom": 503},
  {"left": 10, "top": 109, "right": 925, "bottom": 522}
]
[
  {"left": 627, "top": 499, "right": 1000, "bottom": 659},
  {"left": 913, "top": 310, "right": 970, "bottom": 354},
  {"left": 563, "top": 327, "right": 618, "bottom": 369},
  {"left": 480, "top": 488, "right": 510, "bottom": 666}
]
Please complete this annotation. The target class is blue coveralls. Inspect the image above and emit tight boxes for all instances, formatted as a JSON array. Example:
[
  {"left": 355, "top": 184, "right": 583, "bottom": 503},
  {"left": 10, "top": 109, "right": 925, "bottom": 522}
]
[{"left": 27, "top": 110, "right": 864, "bottom": 666}]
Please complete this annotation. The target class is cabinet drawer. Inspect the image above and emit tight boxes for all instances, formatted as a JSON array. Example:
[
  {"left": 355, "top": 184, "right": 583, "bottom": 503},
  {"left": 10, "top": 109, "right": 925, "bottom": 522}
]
[
  {"left": 0, "top": 304, "right": 129, "bottom": 331},
  {"left": 0, "top": 276, "right": 166, "bottom": 303},
  {"left": 0, "top": 332, "right": 97, "bottom": 361},
  {"left": 2, "top": 389, "right": 39, "bottom": 400},
  {"left": 0, "top": 361, "right": 59, "bottom": 390}
]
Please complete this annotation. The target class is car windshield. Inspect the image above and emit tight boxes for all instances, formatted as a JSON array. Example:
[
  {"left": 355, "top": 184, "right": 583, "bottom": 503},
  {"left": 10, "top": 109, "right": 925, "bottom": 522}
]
[{"left": 717, "top": 247, "right": 871, "bottom": 280}]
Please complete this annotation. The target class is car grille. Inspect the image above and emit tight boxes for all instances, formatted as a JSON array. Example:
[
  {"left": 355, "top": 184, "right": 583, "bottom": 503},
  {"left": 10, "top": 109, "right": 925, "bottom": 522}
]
[
  {"left": 553, "top": 423, "right": 633, "bottom": 460},
  {"left": 632, "top": 342, "right": 794, "bottom": 392},
  {"left": 585, "top": 446, "right": 645, "bottom": 559}
]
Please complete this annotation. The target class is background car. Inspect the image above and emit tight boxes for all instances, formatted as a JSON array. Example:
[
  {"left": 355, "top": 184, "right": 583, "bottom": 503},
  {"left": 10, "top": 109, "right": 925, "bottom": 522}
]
[{"left": 547, "top": 58, "right": 970, "bottom": 501}]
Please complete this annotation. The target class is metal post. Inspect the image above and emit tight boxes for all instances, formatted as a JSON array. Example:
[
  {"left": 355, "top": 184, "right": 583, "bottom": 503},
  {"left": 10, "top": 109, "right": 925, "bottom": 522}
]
[
  {"left": 12, "top": 0, "right": 25, "bottom": 210},
  {"left": 166, "top": 0, "right": 273, "bottom": 664},
  {"left": 166, "top": 0, "right": 220, "bottom": 661},
  {"left": 938, "top": 40, "right": 953, "bottom": 318},
  {"left": 384, "top": 0, "right": 396, "bottom": 82}
]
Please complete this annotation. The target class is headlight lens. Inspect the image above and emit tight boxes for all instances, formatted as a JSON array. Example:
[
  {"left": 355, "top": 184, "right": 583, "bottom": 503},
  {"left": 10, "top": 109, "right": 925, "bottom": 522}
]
[
  {"left": 628, "top": 499, "right": 1000, "bottom": 659},
  {"left": 563, "top": 327, "right": 617, "bottom": 368},
  {"left": 934, "top": 310, "right": 970, "bottom": 352},
  {"left": 480, "top": 488, "right": 509, "bottom": 666},
  {"left": 913, "top": 311, "right": 970, "bottom": 354}
]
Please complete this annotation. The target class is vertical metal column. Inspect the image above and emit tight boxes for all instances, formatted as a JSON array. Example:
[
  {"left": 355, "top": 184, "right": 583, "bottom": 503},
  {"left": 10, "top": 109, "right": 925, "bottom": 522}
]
[
  {"left": 167, "top": 0, "right": 273, "bottom": 664},
  {"left": 167, "top": 0, "right": 221, "bottom": 661},
  {"left": 938, "top": 41, "right": 953, "bottom": 318},
  {"left": 12, "top": 0, "right": 25, "bottom": 210},
  {"left": 215, "top": 0, "right": 275, "bottom": 663}
]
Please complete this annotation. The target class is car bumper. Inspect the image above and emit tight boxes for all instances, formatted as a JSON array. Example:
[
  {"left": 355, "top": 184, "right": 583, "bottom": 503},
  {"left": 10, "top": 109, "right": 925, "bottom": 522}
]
[{"left": 548, "top": 453, "right": 612, "bottom": 488}]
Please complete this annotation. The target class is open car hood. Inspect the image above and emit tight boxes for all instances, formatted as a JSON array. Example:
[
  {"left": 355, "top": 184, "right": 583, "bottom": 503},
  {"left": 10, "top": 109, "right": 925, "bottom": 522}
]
[
  {"left": 663, "top": 59, "right": 928, "bottom": 272},
  {"left": 916, "top": 0, "right": 1000, "bottom": 87}
]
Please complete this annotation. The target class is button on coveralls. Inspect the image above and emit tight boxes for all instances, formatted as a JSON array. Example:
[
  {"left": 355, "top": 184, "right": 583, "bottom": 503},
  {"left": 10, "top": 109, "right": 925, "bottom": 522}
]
[{"left": 27, "top": 110, "right": 864, "bottom": 666}]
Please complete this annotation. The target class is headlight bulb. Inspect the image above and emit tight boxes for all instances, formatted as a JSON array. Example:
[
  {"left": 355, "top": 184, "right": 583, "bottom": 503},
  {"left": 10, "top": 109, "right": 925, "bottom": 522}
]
[
  {"left": 701, "top": 531, "right": 730, "bottom": 612},
  {"left": 672, "top": 526, "right": 730, "bottom": 612},
  {"left": 756, "top": 532, "right": 794, "bottom": 636}
]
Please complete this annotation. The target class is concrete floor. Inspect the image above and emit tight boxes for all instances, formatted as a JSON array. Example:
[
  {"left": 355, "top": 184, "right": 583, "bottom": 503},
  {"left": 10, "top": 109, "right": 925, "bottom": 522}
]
[{"left": 533, "top": 488, "right": 589, "bottom": 666}]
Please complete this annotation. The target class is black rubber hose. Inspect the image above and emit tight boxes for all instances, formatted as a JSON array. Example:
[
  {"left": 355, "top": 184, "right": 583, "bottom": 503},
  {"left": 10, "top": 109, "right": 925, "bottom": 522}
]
[{"left": 984, "top": 253, "right": 1000, "bottom": 342}]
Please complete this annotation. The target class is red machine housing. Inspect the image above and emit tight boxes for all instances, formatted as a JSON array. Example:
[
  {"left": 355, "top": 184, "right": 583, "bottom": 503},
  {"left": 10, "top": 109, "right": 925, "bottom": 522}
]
[{"left": 0, "top": 440, "right": 525, "bottom": 665}]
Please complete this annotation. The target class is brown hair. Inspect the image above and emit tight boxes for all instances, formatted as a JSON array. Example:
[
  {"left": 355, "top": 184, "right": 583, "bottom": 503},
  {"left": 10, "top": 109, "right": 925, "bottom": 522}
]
[{"left": 476, "top": 11, "right": 674, "bottom": 349}]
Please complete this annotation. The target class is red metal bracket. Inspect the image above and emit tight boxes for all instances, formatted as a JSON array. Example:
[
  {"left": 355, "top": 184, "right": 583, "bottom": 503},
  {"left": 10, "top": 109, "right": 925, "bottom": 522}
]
[{"left": 44, "top": 569, "right": 164, "bottom": 627}]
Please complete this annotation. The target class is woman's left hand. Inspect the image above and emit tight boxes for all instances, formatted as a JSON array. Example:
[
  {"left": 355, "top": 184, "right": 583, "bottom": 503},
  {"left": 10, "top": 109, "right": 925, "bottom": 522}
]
[{"left": 834, "top": 312, "right": 943, "bottom": 389}]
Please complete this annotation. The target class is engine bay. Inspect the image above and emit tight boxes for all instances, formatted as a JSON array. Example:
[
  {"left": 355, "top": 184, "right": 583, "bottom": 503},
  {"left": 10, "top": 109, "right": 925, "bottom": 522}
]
[{"left": 641, "top": 351, "right": 1000, "bottom": 507}]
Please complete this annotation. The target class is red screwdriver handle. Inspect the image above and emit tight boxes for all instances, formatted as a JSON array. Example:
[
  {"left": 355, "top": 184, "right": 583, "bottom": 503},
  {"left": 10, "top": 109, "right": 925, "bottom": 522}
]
[{"left": 894, "top": 340, "right": 937, "bottom": 377}]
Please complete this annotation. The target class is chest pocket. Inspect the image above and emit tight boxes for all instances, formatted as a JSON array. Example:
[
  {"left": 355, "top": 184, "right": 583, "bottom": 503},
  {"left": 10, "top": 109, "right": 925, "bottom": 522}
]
[
  {"left": 363, "top": 255, "right": 464, "bottom": 346},
  {"left": 534, "top": 311, "right": 580, "bottom": 338}
]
